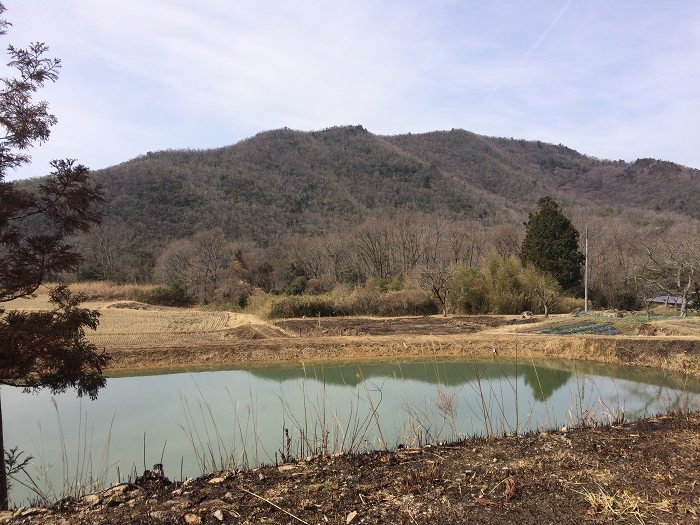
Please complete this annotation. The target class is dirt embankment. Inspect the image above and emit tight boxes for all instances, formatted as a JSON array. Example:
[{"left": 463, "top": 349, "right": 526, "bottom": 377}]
[
  {"left": 3, "top": 412, "right": 699, "bottom": 524},
  {"left": 102, "top": 312, "right": 700, "bottom": 378}
]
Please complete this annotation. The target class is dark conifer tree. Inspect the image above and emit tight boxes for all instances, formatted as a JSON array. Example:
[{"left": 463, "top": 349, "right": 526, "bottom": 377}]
[
  {"left": 520, "top": 196, "right": 584, "bottom": 291},
  {"left": 0, "top": 3, "right": 106, "bottom": 508}
]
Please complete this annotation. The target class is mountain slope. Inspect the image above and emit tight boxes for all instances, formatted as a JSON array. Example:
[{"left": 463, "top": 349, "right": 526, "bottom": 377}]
[{"left": 82, "top": 125, "right": 700, "bottom": 247}]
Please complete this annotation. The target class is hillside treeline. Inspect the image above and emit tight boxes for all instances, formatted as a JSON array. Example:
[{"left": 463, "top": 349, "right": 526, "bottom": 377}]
[
  {"left": 63, "top": 126, "right": 700, "bottom": 257},
  {"left": 72, "top": 206, "right": 700, "bottom": 316},
  {"left": 32, "top": 124, "right": 695, "bottom": 315}
]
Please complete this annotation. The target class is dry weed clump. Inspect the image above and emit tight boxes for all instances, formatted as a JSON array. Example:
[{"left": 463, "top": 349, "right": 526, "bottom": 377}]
[
  {"left": 577, "top": 485, "right": 685, "bottom": 523},
  {"left": 266, "top": 289, "right": 438, "bottom": 318},
  {"left": 65, "top": 281, "right": 160, "bottom": 301}
]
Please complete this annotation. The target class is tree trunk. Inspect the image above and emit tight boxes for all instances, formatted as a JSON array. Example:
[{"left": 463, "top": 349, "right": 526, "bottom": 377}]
[
  {"left": 0, "top": 392, "right": 8, "bottom": 510},
  {"left": 680, "top": 275, "right": 693, "bottom": 317}
]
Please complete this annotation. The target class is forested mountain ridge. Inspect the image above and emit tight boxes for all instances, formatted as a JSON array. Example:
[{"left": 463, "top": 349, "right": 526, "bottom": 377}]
[{"left": 30, "top": 125, "right": 700, "bottom": 249}]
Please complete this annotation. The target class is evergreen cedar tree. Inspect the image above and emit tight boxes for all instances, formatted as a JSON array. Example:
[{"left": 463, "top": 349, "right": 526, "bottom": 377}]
[
  {"left": 520, "top": 197, "right": 584, "bottom": 291},
  {"left": 0, "top": 2, "right": 106, "bottom": 509}
]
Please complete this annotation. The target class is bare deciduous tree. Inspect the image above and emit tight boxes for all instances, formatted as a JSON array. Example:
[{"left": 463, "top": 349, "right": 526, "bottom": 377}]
[
  {"left": 156, "top": 229, "right": 237, "bottom": 299},
  {"left": 639, "top": 233, "right": 699, "bottom": 317},
  {"left": 418, "top": 263, "right": 452, "bottom": 317}
]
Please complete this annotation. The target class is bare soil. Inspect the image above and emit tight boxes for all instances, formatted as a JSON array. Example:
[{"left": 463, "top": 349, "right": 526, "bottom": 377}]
[
  {"left": 274, "top": 315, "right": 533, "bottom": 337},
  {"left": 4, "top": 412, "right": 699, "bottom": 524}
]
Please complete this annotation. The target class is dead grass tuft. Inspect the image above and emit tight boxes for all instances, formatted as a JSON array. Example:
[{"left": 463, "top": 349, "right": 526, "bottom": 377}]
[
  {"left": 576, "top": 484, "right": 686, "bottom": 523},
  {"left": 578, "top": 486, "right": 647, "bottom": 522},
  {"left": 65, "top": 281, "right": 160, "bottom": 301}
]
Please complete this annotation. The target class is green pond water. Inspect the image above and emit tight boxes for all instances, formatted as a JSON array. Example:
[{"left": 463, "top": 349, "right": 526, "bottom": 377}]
[{"left": 3, "top": 357, "right": 700, "bottom": 505}]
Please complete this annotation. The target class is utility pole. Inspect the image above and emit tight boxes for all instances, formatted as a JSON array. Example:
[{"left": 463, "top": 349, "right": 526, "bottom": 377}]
[{"left": 584, "top": 226, "right": 588, "bottom": 314}]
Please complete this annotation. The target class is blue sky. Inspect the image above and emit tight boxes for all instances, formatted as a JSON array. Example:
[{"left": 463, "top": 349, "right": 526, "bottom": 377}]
[{"left": 5, "top": 0, "right": 700, "bottom": 180}]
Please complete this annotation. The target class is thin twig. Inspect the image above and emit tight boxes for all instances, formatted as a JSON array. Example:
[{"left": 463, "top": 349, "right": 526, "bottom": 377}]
[{"left": 239, "top": 485, "right": 310, "bottom": 524}]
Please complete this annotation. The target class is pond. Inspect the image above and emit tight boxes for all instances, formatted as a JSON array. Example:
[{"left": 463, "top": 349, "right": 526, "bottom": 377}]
[{"left": 4, "top": 357, "right": 700, "bottom": 506}]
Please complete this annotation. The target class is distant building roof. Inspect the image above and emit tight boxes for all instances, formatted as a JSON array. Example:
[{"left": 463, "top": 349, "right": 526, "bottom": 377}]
[{"left": 648, "top": 295, "right": 695, "bottom": 305}]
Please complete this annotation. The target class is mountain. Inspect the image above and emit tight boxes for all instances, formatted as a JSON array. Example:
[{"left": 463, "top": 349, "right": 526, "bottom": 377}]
[{"left": 70, "top": 125, "right": 700, "bottom": 247}]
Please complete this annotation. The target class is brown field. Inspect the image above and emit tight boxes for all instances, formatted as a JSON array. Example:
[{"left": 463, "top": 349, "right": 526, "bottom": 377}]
[{"left": 4, "top": 293, "right": 700, "bottom": 376}]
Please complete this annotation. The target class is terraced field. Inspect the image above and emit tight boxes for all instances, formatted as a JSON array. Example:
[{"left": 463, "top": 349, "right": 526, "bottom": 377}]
[
  {"left": 87, "top": 306, "right": 233, "bottom": 347},
  {"left": 3, "top": 294, "right": 288, "bottom": 351}
]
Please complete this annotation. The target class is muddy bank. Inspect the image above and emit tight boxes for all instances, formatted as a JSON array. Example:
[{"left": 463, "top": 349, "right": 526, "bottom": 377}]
[
  {"left": 4, "top": 412, "right": 699, "bottom": 524},
  {"left": 104, "top": 332, "right": 700, "bottom": 378}
]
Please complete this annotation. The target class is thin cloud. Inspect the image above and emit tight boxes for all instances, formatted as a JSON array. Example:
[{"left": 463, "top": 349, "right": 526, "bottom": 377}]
[{"left": 2, "top": 0, "right": 700, "bottom": 180}]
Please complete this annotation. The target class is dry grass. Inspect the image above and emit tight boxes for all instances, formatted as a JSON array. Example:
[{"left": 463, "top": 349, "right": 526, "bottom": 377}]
[
  {"left": 577, "top": 486, "right": 647, "bottom": 522},
  {"left": 86, "top": 309, "right": 273, "bottom": 348},
  {"left": 4, "top": 290, "right": 278, "bottom": 350},
  {"left": 64, "top": 281, "right": 160, "bottom": 301},
  {"left": 1, "top": 282, "right": 159, "bottom": 310},
  {"left": 642, "top": 316, "right": 700, "bottom": 336},
  {"left": 576, "top": 485, "right": 688, "bottom": 523}
]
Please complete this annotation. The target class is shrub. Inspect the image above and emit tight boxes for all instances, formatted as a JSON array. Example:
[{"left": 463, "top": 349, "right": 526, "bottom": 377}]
[
  {"left": 305, "top": 277, "right": 333, "bottom": 295},
  {"left": 266, "top": 288, "right": 438, "bottom": 318},
  {"left": 268, "top": 295, "right": 347, "bottom": 318},
  {"left": 551, "top": 295, "right": 583, "bottom": 314},
  {"left": 285, "top": 276, "right": 307, "bottom": 295},
  {"left": 137, "top": 283, "right": 195, "bottom": 307},
  {"left": 375, "top": 289, "right": 438, "bottom": 316},
  {"left": 366, "top": 276, "right": 403, "bottom": 292},
  {"left": 451, "top": 267, "right": 489, "bottom": 313},
  {"left": 212, "top": 282, "right": 253, "bottom": 309},
  {"left": 612, "top": 290, "right": 639, "bottom": 311}
]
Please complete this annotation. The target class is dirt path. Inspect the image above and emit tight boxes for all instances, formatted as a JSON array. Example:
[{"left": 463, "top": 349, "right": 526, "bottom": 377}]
[{"left": 4, "top": 412, "right": 699, "bottom": 524}]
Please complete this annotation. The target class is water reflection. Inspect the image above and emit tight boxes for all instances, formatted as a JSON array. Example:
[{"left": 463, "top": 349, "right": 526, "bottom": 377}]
[
  {"left": 3, "top": 358, "right": 700, "bottom": 506},
  {"left": 248, "top": 358, "right": 699, "bottom": 401},
  {"left": 521, "top": 366, "right": 571, "bottom": 401}
]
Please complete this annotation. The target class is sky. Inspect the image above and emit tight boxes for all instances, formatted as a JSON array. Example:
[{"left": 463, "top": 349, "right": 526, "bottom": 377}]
[{"left": 4, "top": 0, "right": 700, "bottom": 180}]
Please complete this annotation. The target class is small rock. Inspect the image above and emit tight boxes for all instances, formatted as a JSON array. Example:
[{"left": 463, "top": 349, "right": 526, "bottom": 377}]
[
  {"left": 561, "top": 426, "right": 568, "bottom": 432},
  {"left": 346, "top": 511, "right": 359, "bottom": 524},
  {"left": 213, "top": 509, "right": 225, "bottom": 521},
  {"left": 184, "top": 514, "right": 202, "bottom": 524},
  {"left": 278, "top": 464, "right": 297, "bottom": 472},
  {"left": 104, "top": 484, "right": 130, "bottom": 497},
  {"left": 258, "top": 472, "right": 265, "bottom": 481},
  {"left": 209, "top": 476, "right": 226, "bottom": 484},
  {"left": 82, "top": 494, "right": 101, "bottom": 506}
]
